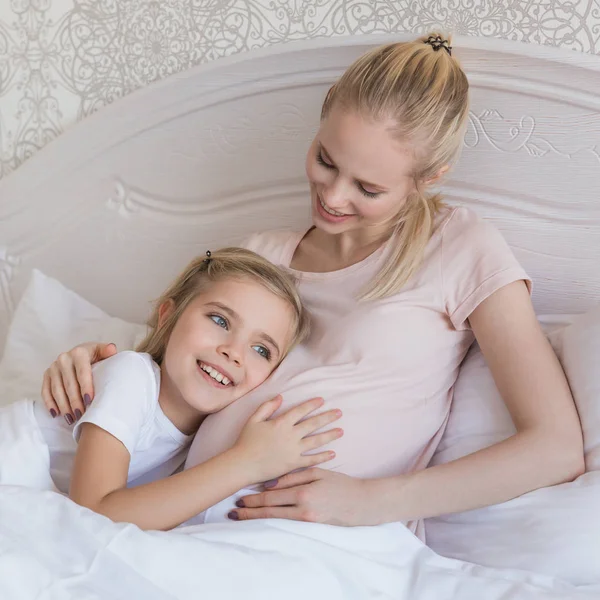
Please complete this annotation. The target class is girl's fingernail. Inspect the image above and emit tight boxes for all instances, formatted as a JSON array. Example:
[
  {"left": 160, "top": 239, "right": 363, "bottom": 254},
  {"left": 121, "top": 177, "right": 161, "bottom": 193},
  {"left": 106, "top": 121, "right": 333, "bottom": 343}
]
[
  {"left": 227, "top": 510, "right": 239, "bottom": 521},
  {"left": 84, "top": 394, "right": 91, "bottom": 406},
  {"left": 64, "top": 414, "right": 74, "bottom": 425},
  {"left": 264, "top": 479, "right": 279, "bottom": 488},
  {"left": 235, "top": 499, "right": 245, "bottom": 508},
  {"left": 74, "top": 409, "right": 82, "bottom": 420},
  {"left": 50, "top": 409, "right": 57, "bottom": 418}
]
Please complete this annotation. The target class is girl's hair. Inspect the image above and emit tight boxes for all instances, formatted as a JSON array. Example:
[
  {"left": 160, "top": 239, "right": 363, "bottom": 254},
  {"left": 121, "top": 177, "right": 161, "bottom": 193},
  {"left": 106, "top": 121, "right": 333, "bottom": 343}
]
[
  {"left": 321, "top": 32, "right": 470, "bottom": 300},
  {"left": 136, "top": 247, "right": 310, "bottom": 365}
]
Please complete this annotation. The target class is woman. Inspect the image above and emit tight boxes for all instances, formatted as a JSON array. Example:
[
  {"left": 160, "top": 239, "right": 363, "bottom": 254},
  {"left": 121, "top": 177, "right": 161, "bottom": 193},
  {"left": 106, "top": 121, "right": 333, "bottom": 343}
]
[{"left": 42, "top": 33, "right": 584, "bottom": 539}]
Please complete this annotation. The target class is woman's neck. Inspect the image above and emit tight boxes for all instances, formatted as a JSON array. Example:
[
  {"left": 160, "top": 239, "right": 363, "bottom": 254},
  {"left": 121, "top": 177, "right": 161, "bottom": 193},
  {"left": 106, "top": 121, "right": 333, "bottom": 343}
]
[
  {"left": 158, "top": 373, "right": 205, "bottom": 436},
  {"left": 293, "top": 226, "right": 392, "bottom": 273}
]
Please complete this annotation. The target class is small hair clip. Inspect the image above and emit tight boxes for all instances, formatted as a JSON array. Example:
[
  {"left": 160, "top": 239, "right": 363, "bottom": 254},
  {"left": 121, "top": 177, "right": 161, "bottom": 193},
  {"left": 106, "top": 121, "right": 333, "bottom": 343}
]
[
  {"left": 203, "top": 250, "right": 212, "bottom": 264},
  {"left": 424, "top": 35, "right": 452, "bottom": 56}
]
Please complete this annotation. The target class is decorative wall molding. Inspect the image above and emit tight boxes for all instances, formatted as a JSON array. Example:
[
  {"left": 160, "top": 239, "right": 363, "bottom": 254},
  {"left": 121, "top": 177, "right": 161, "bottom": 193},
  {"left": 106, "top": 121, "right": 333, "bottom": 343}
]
[
  {"left": 1, "top": 1, "right": 600, "bottom": 179},
  {"left": 466, "top": 110, "right": 600, "bottom": 163}
]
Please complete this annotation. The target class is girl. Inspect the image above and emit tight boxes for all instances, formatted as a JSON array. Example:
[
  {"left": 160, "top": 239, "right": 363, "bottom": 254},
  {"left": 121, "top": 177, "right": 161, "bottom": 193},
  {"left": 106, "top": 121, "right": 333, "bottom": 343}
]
[
  {"left": 34, "top": 247, "right": 343, "bottom": 530},
  {"left": 43, "top": 33, "right": 583, "bottom": 538}
]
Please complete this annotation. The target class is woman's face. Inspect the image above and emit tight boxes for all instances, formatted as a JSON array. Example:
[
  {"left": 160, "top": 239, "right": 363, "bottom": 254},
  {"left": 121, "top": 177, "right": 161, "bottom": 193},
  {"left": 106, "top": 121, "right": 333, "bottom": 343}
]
[{"left": 305, "top": 106, "right": 417, "bottom": 239}]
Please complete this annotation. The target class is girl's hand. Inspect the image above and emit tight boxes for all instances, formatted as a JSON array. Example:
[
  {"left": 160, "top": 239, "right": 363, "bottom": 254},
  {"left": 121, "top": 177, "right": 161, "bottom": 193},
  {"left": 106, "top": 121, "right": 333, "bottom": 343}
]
[
  {"left": 41, "top": 342, "right": 117, "bottom": 424},
  {"left": 232, "top": 396, "right": 343, "bottom": 485},
  {"left": 231, "top": 468, "right": 375, "bottom": 526}
]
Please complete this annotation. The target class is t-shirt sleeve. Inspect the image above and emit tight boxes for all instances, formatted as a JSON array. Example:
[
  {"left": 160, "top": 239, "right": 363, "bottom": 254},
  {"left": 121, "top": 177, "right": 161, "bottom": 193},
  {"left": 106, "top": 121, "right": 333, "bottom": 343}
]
[
  {"left": 241, "top": 229, "right": 302, "bottom": 266},
  {"left": 441, "top": 207, "right": 532, "bottom": 331},
  {"left": 72, "top": 352, "right": 157, "bottom": 456}
]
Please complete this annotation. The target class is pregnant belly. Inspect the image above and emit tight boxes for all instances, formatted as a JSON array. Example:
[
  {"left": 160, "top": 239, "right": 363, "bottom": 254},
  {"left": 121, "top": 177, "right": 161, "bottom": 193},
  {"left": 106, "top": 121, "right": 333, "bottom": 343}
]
[{"left": 184, "top": 365, "right": 451, "bottom": 481}]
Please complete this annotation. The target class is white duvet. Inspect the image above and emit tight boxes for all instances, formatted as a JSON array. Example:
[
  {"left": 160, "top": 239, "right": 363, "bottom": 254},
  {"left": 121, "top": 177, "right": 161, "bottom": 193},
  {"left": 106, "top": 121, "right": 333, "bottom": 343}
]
[{"left": 0, "top": 400, "right": 599, "bottom": 600}]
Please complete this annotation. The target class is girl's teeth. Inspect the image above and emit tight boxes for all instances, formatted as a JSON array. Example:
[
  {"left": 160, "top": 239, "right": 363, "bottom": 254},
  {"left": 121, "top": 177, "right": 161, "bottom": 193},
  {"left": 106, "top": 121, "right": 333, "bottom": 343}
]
[{"left": 200, "top": 362, "right": 230, "bottom": 386}]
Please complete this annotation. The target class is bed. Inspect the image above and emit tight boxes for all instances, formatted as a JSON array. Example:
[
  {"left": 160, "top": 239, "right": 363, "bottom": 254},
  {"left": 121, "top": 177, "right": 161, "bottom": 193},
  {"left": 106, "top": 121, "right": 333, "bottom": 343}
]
[{"left": 0, "top": 33, "right": 599, "bottom": 599}]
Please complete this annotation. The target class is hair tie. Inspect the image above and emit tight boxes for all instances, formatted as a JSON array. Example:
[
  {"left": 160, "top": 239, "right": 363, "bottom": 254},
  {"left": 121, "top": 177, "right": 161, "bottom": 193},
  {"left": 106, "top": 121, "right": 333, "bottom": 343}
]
[
  {"left": 424, "top": 35, "right": 452, "bottom": 56},
  {"left": 203, "top": 250, "right": 212, "bottom": 265}
]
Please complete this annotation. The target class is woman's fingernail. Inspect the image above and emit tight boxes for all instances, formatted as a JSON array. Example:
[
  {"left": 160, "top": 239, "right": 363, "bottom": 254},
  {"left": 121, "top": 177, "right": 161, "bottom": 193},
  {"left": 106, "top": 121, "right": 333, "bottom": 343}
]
[
  {"left": 227, "top": 510, "right": 239, "bottom": 521},
  {"left": 74, "top": 409, "right": 82, "bottom": 420},
  {"left": 235, "top": 499, "right": 245, "bottom": 508},
  {"left": 84, "top": 394, "right": 91, "bottom": 406},
  {"left": 264, "top": 478, "right": 279, "bottom": 488},
  {"left": 64, "top": 414, "right": 74, "bottom": 425},
  {"left": 50, "top": 409, "right": 57, "bottom": 418}
]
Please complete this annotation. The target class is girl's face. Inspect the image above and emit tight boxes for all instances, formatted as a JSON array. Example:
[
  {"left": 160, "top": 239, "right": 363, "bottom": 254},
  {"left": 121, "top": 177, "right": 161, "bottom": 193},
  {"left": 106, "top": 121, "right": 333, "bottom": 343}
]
[
  {"left": 160, "top": 278, "right": 295, "bottom": 415},
  {"left": 305, "top": 107, "right": 417, "bottom": 240}
]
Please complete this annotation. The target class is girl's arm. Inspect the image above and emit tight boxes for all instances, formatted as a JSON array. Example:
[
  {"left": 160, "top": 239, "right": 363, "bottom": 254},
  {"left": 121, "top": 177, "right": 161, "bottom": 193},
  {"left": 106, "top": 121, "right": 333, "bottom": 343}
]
[
  {"left": 232, "top": 281, "right": 585, "bottom": 525},
  {"left": 69, "top": 396, "right": 343, "bottom": 530}
]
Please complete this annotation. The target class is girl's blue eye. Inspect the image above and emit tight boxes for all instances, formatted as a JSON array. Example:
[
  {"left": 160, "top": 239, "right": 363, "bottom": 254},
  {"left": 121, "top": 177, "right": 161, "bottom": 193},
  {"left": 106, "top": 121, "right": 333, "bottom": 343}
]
[
  {"left": 210, "top": 315, "right": 228, "bottom": 329},
  {"left": 252, "top": 345, "right": 271, "bottom": 360}
]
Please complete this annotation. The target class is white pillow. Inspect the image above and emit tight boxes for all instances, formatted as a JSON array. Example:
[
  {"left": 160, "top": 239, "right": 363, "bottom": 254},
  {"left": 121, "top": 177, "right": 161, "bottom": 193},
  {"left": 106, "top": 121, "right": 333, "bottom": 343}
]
[
  {"left": 432, "top": 309, "right": 599, "bottom": 471},
  {"left": 426, "top": 307, "right": 600, "bottom": 585},
  {"left": 0, "top": 270, "right": 147, "bottom": 407}
]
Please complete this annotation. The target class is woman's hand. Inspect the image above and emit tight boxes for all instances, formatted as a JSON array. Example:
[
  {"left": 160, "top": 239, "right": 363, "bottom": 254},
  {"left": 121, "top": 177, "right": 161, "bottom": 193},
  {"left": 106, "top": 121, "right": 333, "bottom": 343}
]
[
  {"left": 230, "top": 468, "right": 375, "bottom": 526},
  {"left": 41, "top": 342, "right": 117, "bottom": 424},
  {"left": 231, "top": 396, "right": 343, "bottom": 486}
]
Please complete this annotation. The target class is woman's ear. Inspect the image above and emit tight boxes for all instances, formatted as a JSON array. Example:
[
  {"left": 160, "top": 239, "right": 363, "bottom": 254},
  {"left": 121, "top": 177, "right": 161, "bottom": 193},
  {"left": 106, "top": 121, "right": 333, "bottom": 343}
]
[
  {"left": 424, "top": 164, "right": 450, "bottom": 186},
  {"left": 158, "top": 299, "right": 175, "bottom": 327}
]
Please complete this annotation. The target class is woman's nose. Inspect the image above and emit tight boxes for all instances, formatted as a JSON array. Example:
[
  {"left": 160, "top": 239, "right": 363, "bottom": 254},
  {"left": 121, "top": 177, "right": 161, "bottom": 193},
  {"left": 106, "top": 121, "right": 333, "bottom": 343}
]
[{"left": 322, "top": 177, "right": 351, "bottom": 210}]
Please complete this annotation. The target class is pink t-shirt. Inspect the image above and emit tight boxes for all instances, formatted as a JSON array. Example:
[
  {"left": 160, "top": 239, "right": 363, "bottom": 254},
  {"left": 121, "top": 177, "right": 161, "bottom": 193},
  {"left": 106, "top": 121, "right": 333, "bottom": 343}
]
[{"left": 185, "top": 206, "right": 530, "bottom": 537}]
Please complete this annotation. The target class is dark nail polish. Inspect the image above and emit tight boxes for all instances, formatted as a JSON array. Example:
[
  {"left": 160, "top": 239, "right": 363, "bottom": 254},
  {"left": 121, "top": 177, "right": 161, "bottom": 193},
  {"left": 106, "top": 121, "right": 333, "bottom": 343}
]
[
  {"left": 227, "top": 510, "right": 239, "bottom": 521},
  {"left": 50, "top": 409, "right": 57, "bottom": 418},
  {"left": 64, "top": 414, "right": 74, "bottom": 425},
  {"left": 84, "top": 394, "right": 91, "bottom": 407},
  {"left": 74, "top": 409, "right": 82, "bottom": 420},
  {"left": 264, "top": 478, "right": 279, "bottom": 488},
  {"left": 235, "top": 499, "right": 245, "bottom": 508}
]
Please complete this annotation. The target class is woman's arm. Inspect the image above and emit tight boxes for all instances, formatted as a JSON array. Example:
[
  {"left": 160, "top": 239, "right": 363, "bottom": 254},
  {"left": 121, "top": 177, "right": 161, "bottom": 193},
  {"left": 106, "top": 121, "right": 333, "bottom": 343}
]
[
  {"left": 42, "top": 342, "right": 117, "bottom": 422},
  {"left": 233, "top": 281, "right": 585, "bottom": 525},
  {"left": 70, "top": 396, "right": 343, "bottom": 531}
]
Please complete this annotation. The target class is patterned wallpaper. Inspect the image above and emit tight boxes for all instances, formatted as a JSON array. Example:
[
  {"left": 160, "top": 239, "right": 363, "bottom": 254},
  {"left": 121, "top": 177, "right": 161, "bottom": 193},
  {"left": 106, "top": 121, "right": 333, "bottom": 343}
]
[{"left": 1, "top": 0, "right": 600, "bottom": 179}]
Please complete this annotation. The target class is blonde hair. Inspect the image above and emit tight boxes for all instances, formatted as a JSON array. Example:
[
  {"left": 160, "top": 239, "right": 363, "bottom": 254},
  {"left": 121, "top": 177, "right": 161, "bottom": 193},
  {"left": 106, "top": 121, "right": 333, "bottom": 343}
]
[
  {"left": 136, "top": 247, "right": 310, "bottom": 364},
  {"left": 321, "top": 33, "right": 470, "bottom": 300}
]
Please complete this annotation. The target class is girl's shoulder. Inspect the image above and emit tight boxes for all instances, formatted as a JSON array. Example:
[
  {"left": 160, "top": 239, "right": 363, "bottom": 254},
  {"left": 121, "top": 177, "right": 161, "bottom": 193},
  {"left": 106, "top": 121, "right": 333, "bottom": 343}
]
[
  {"left": 91, "top": 351, "right": 159, "bottom": 390},
  {"left": 92, "top": 350, "right": 156, "bottom": 373}
]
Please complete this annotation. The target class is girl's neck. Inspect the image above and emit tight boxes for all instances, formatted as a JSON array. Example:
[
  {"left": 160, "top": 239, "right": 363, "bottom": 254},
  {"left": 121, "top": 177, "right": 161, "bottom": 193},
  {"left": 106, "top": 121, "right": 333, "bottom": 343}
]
[{"left": 158, "top": 373, "right": 205, "bottom": 436}]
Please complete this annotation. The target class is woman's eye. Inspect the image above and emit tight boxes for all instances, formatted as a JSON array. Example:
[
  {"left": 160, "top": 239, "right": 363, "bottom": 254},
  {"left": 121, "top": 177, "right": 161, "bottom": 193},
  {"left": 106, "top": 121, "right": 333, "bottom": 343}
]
[
  {"left": 316, "top": 151, "right": 335, "bottom": 169},
  {"left": 210, "top": 315, "right": 228, "bottom": 329},
  {"left": 359, "top": 184, "right": 379, "bottom": 199},
  {"left": 252, "top": 345, "right": 271, "bottom": 360}
]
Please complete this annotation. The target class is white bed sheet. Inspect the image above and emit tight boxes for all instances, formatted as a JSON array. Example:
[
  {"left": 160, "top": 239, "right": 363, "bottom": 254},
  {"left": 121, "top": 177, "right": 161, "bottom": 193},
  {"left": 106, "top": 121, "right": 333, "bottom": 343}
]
[{"left": 0, "top": 399, "right": 598, "bottom": 600}]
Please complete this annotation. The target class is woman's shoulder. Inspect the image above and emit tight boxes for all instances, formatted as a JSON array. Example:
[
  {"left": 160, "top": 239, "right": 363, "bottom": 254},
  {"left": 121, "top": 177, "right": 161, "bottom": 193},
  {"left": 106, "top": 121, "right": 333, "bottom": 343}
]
[
  {"left": 433, "top": 205, "right": 508, "bottom": 255},
  {"left": 242, "top": 229, "right": 306, "bottom": 266},
  {"left": 435, "top": 204, "right": 490, "bottom": 235}
]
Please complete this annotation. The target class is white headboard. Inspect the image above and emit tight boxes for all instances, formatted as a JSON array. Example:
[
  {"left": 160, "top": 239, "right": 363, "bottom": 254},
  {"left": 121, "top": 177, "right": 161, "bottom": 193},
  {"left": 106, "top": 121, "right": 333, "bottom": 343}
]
[{"left": 1, "top": 34, "right": 599, "bottom": 350}]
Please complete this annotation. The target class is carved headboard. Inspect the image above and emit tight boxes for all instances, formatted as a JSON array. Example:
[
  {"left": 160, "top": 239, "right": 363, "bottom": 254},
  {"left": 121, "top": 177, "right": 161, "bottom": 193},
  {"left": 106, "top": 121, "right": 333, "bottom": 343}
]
[{"left": 0, "top": 34, "right": 599, "bottom": 351}]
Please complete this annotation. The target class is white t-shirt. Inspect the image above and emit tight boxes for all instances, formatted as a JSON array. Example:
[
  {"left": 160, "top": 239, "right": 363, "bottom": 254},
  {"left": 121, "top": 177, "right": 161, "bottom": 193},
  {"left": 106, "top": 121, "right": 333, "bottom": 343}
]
[{"left": 33, "top": 351, "right": 192, "bottom": 493}]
